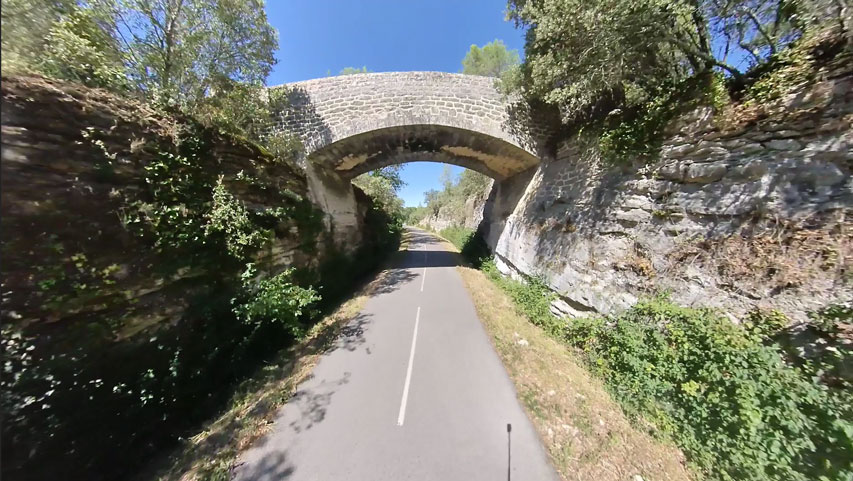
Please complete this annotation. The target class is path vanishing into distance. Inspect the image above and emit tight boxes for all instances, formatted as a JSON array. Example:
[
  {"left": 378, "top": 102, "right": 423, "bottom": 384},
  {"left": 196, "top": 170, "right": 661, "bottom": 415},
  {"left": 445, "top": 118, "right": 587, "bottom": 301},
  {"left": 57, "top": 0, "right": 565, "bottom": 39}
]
[{"left": 234, "top": 228, "right": 559, "bottom": 481}]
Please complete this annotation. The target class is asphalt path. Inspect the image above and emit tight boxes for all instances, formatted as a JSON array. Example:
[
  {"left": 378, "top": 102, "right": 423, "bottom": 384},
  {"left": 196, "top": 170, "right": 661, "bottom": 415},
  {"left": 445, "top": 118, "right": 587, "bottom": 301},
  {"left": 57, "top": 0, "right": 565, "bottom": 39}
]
[{"left": 234, "top": 227, "right": 559, "bottom": 481}]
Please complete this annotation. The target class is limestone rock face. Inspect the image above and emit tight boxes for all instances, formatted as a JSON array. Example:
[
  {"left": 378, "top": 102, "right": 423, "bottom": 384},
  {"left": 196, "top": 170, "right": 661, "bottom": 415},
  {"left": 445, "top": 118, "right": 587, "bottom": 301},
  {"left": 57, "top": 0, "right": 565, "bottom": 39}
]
[
  {"left": 479, "top": 70, "right": 853, "bottom": 323},
  {"left": 0, "top": 76, "right": 370, "bottom": 333},
  {"left": 419, "top": 190, "right": 491, "bottom": 232}
]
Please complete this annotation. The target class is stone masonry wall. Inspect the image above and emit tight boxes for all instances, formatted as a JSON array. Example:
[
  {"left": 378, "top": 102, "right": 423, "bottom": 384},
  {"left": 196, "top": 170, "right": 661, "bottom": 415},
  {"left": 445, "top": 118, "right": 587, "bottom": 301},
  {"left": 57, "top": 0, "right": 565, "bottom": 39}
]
[
  {"left": 0, "top": 75, "right": 355, "bottom": 336},
  {"left": 269, "top": 72, "right": 546, "bottom": 179},
  {"left": 483, "top": 70, "right": 852, "bottom": 323}
]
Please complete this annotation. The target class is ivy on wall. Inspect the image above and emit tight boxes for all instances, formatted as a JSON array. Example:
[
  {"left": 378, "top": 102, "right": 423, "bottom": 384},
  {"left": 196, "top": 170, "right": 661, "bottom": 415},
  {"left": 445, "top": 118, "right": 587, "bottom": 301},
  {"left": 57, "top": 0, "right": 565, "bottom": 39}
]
[{"left": 0, "top": 83, "right": 394, "bottom": 480}]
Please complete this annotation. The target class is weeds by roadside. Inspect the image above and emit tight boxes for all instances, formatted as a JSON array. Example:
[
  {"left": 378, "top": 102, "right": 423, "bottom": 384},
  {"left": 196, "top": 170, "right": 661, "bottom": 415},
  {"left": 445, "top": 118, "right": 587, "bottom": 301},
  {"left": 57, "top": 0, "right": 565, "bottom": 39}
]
[
  {"left": 455, "top": 263, "right": 692, "bottom": 481},
  {"left": 447, "top": 229, "right": 853, "bottom": 481}
]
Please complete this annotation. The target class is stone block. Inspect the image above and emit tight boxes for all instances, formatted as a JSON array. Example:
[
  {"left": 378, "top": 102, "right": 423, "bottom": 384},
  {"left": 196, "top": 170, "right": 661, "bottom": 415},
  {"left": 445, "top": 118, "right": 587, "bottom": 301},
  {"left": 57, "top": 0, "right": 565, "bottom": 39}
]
[
  {"left": 766, "top": 138, "right": 803, "bottom": 151},
  {"left": 729, "top": 160, "right": 768, "bottom": 181},
  {"left": 684, "top": 162, "right": 728, "bottom": 183}
]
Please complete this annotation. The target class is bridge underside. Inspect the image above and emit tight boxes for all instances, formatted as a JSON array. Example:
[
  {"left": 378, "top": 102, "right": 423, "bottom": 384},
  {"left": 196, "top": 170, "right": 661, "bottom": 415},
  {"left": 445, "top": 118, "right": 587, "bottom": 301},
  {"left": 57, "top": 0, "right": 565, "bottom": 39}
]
[{"left": 307, "top": 125, "right": 540, "bottom": 180}]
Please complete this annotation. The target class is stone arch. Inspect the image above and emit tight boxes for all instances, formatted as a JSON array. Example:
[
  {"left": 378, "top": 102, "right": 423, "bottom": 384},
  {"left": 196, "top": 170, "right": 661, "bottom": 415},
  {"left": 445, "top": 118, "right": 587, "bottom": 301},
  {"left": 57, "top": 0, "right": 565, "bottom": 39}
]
[
  {"left": 269, "top": 72, "right": 547, "bottom": 180},
  {"left": 309, "top": 124, "right": 539, "bottom": 180}
]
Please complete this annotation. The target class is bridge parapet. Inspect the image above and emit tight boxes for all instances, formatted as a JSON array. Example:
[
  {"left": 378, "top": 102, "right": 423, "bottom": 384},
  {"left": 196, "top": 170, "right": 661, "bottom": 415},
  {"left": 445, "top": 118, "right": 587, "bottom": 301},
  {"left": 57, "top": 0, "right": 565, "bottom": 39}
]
[{"left": 269, "top": 72, "right": 550, "bottom": 179}]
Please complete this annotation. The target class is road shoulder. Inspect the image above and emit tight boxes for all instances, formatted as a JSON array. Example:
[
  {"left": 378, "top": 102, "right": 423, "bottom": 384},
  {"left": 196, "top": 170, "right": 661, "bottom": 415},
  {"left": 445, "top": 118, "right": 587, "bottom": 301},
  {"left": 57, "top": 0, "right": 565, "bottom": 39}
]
[{"left": 456, "top": 264, "right": 693, "bottom": 481}]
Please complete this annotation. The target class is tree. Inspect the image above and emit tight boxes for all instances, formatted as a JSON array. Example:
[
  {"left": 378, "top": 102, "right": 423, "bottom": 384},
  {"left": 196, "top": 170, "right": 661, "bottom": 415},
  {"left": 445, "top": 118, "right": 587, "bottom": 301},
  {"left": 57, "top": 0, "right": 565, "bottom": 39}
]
[
  {"left": 39, "top": 4, "right": 128, "bottom": 89},
  {"left": 105, "top": 0, "right": 278, "bottom": 106},
  {"left": 352, "top": 164, "right": 406, "bottom": 218},
  {"left": 506, "top": 0, "right": 834, "bottom": 118},
  {"left": 423, "top": 189, "right": 444, "bottom": 216},
  {"left": 0, "top": 0, "right": 108, "bottom": 78},
  {"left": 352, "top": 173, "right": 404, "bottom": 217},
  {"left": 339, "top": 66, "right": 369, "bottom": 75},
  {"left": 420, "top": 166, "right": 492, "bottom": 223},
  {"left": 461, "top": 39, "right": 520, "bottom": 77},
  {"left": 456, "top": 169, "right": 491, "bottom": 198},
  {"left": 439, "top": 165, "right": 456, "bottom": 190},
  {"left": 368, "top": 165, "right": 405, "bottom": 191},
  {"left": 2, "top": 0, "right": 278, "bottom": 109}
]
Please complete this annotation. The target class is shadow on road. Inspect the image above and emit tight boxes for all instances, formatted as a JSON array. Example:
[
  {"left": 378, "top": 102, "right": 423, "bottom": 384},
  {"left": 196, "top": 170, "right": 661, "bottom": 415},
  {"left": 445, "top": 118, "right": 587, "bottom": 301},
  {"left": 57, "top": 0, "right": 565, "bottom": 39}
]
[
  {"left": 400, "top": 229, "right": 464, "bottom": 269},
  {"left": 288, "top": 372, "right": 351, "bottom": 434},
  {"left": 371, "top": 266, "right": 418, "bottom": 296},
  {"left": 330, "top": 313, "right": 372, "bottom": 353},
  {"left": 235, "top": 450, "right": 295, "bottom": 481},
  {"left": 400, "top": 249, "right": 462, "bottom": 269}
]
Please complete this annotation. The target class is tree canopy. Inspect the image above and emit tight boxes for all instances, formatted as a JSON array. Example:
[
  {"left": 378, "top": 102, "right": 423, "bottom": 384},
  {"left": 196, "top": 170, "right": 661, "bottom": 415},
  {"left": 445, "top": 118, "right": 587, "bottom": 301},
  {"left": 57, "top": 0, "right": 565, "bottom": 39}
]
[
  {"left": 418, "top": 167, "right": 492, "bottom": 222},
  {"left": 506, "top": 0, "right": 848, "bottom": 120},
  {"left": 2, "top": 0, "right": 278, "bottom": 108},
  {"left": 339, "top": 66, "right": 370, "bottom": 75},
  {"left": 352, "top": 165, "right": 406, "bottom": 218},
  {"left": 461, "top": 39, "right": 521, "bottom": 77}
]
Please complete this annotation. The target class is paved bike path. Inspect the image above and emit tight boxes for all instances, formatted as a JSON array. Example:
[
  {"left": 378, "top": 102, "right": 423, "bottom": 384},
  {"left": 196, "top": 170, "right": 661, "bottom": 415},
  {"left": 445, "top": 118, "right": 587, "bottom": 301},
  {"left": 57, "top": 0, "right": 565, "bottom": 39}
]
[{"left": 234, "top": 228, "right": 558, "bottom": 481}]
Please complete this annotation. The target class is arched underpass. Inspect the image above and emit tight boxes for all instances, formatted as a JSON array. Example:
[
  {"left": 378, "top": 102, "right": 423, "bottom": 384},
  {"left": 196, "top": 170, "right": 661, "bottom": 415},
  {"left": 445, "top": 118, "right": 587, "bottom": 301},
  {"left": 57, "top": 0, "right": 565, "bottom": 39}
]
[{"left": 268, "top": 71, "right": 549, "bottom": 245}]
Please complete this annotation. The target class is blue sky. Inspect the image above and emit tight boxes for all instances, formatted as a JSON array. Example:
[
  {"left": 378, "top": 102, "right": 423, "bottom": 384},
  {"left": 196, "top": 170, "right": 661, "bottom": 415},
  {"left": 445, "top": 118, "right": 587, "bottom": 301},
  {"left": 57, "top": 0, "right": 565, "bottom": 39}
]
[{"left": 266, "top": 0, "right": 524, "bottom": 206}]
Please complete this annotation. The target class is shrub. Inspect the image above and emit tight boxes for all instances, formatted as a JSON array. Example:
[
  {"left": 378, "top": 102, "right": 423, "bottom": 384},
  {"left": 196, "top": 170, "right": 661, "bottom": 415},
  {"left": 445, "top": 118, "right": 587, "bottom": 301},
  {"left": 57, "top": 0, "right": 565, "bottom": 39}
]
[
  {"left": 439, "top": 226, "right": 492, "bottom": 267},
  {"left": 235, "top": 267, "right": 321, "bottom": 339},
  {"left": 563, "top": 296, "right": 853, "bottom": 481},
  {"left": 472, "top": 249, "right": 852, "bottom": 480},
  {"left": 478, "top": 258, "right": 565, "bottom": 338}
]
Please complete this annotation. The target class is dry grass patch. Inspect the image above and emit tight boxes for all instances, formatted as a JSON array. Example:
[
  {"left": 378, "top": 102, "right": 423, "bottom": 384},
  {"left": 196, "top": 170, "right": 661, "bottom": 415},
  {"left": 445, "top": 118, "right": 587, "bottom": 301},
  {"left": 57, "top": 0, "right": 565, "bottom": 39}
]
[{"left": 457, "top": 265, "right": 693, "bottom": 481}]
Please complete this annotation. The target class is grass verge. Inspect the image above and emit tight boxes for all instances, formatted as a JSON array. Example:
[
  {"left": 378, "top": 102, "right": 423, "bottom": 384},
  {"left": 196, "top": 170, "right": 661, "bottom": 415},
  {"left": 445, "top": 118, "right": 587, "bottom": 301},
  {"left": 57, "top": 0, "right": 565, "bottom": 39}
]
[
  {"left": 456, "top": 264, "right": 691, "bottom": 481},
  {"left": 420, "top": 228, "right": 692, "bottom": 481},
  {"left": 442, "top": 228, "right": 851, "bottom": 481},
  {"left": 143, "top": 239, "right": 413, "bottom": 481}
]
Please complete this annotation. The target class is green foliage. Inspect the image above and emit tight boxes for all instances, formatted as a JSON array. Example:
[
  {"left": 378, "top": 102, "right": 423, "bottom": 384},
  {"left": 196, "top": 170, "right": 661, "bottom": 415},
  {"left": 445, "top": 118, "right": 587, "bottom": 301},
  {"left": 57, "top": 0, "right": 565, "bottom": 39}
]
[
  {"left": 506, "top": 0, "right": 839, "bottom": 121},
  {"left": 206, "top": 177, "right": 272, "bottom": 259},
  {"left": 461, "top": 39, "right": 520, "bottom": 78},
  {"left": 740, "top": 32, "right": 848, "bottom": 107},
  {"left": 810, "top": 302, "right": 853, "bottom": 334},
  {"left": 235, "top": 267, "right": 320, "bottom": 338},
  {"left": 561, "top": 297, "right": 853, "bottom": 481},
  {"left": 419, "top": 167, "right": 492, "bottom": 224},
  {"left": 402, "top": 206, "right": 428, "bottom": 225},
  {"left": 264, "top": 131, "right": 305, "bottom": 163},
  {"left": 439, "top": 226, "right": 476, "bottom": 251},
  {"left": 192, "top": 83, "right": 274, "bottom": 138},
  {"left": 597, "top": 75, "right": 722, "bottom": 162},
  {"left": 352, "top": 165, "right": 407, "bottom": 223},
  {"left": 2, "top": 0, "right": 278, "bottom": 107},
  {"left": 39, "top": 4, "right": 128, "bottom": 89},
  {"left": 1, "top": 0, "right": 74, "bottom": 75},
  {"left": 744, "top": 307, "right": 789, "bottom": 338},
  {"left": 477, "top": 257, "right": 565, "bottom": 338},
  {"left": 338, "top": 66, "right": 370, "bottom": 75},
  {"left": 353, "top": 174, "right": 404, "bottom": 218},
  {"left": 111, "top": 0, "right": 278, "bottom": 106},
  {"left": 507, "top": 0, "right": 698, "bottom": 119}
]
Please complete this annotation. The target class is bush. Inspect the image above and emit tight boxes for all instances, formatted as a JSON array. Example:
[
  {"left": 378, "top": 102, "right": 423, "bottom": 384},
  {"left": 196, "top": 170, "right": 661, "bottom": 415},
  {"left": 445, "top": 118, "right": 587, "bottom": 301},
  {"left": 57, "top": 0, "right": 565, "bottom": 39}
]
[
  {"left": 439, "top": 226, "right": 476, "bottom": 251},
  {"left": 471, "top": 249, "right": 852, "bottom": 480},
  {"left": 439, "top": 226, "right": 492, "bottom": 267},
  {"left": 563, "top": 296, "right": 853, "bottom": 481},
  {"left": 236, "top": 267, "right": 321, "bottom": 339},
  {"left": 474, "top": 256, "right": 565, "bottom": 338}
]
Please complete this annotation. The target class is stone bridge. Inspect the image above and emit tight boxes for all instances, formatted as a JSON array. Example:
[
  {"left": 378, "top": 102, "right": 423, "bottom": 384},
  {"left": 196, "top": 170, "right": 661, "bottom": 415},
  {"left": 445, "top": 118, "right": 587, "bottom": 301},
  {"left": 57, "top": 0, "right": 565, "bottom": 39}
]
[{"left": 269, "top": 72, "right": 547, "bottom": 180}]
